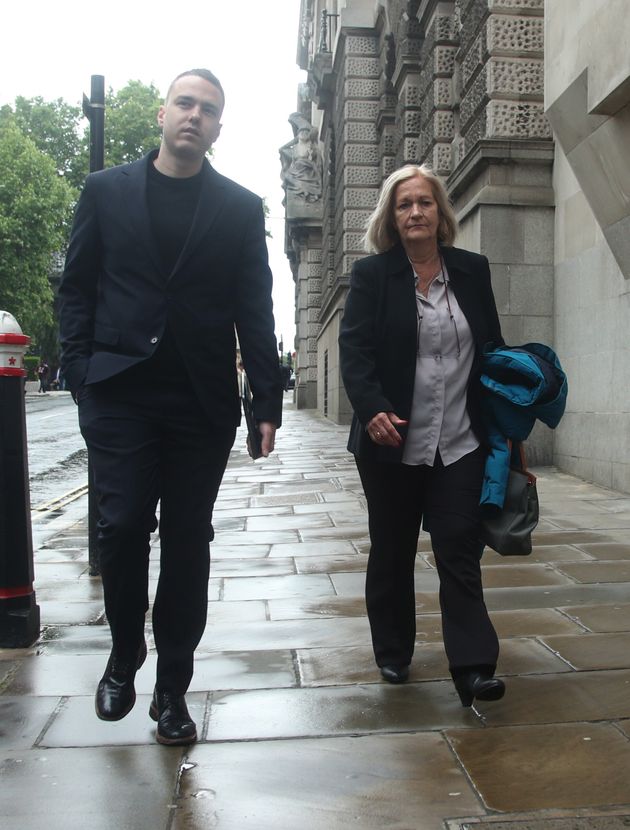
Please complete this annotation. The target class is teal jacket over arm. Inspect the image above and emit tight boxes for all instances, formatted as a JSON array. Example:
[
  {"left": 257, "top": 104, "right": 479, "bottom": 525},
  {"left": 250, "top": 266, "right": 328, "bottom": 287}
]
[{"left": 480, "top": 342, "right": 568, "bottom": 508}]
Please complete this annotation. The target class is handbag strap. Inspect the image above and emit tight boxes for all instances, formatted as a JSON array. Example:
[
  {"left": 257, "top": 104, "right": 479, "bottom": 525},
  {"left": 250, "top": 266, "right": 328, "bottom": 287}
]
[{"left": 508, "top": 440, "right": 536, "bottom": 482}]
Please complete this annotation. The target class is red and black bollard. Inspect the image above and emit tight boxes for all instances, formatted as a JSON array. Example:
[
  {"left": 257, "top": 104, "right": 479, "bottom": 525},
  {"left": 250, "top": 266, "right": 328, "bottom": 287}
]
[{"left": 0, "top": 311, "right": 40, "bottom": 647}]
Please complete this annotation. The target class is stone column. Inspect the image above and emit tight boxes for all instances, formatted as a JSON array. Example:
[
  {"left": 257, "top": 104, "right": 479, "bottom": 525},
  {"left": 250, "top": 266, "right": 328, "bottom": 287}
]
[
  {"left": 287, "top": 225, "right": 322, "bottom": 410},
  {"left": 392, "top": 6, "right": 424, "bottom": 166},
  {"left": 316, "top": 19, "right": 382, "bottom": 423},
  {"left": 417, "top": 2, "right": 459, "bottom": 175},
  {"left": 450, "top": 0, "right": 555, "bottom": 464}
]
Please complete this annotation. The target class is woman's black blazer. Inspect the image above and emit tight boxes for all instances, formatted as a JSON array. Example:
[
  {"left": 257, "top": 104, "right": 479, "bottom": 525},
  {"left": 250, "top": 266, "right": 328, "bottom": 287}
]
[{"left": 338, "top": 242, "right": 503, "bottom": 461}]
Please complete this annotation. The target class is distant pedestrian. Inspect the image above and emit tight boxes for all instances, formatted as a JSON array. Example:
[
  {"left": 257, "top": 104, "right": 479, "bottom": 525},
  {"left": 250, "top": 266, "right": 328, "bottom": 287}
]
[
  {"left": 53, "top": 366, "right": 65, "bottom": 391},
  {"left": 58, "top": 68, "right": 283, "bottom": 745},
  {"left": 36, "top": 360, "right": 49, "bottom": 393},
  {"left": 280, "top": 362, "right": 291, "bottom": 391}
]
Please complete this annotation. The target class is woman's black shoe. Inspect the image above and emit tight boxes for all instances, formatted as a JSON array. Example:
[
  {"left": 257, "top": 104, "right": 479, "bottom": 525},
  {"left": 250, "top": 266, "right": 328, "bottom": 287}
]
[
  {"left": 454, "top": 671, "right": 505, "bottom": 707},
  {"left": 380, "top": 665, "right": 409, "bottom": 684}
]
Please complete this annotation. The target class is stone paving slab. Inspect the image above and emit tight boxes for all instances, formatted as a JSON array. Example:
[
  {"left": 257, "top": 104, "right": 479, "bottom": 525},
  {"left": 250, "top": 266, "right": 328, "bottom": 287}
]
[
  {"left": 539, "top": 631, "right": 630, "bottom": 670},
  {"left": 296, "top": 637, "right": 572, "bottom": 688},
  {"left": 39, "top": 692, "right": 207, "bottom": 747},
  {"left": 30, "top": 599, "right": 104, "bottom": 626},
  {"left": 0, "top": 746, "right": 181, "bottom": 830},
  {"left": 206, "top": 682, "right": 479, "bottom": 741},
  {"left": 559, "top": 602, "right": 630, "bottom": 632},
  {"left": 0, "top": 696, "right": 60, "bottom": 750},
  {"left": 555, "top": 560, "right": 630, "bottom": 583},
  {"left": 173, "top": 734, "right": 485, "bottom": 830},
  {"left": 447, "top": 722, "right": 630, "bottom": 812},
  {"left": 295, "top": 553, "right": 369, "bottom": 573},
  {"left": 477, "top": 545, "right": 596, "bottom": 565},
  {"left": 480, "top": 564, "right": 576, "bottom": 589},
  {"left": 222, "top": 572, "right": 336, "bottom": 601},
  {"left": 461, "top": 670, "right": 630, "bottom": 726},
  {"left": 573, "top": 541, "right": 630, "bottom": 559},
  {"left": 197, "top": 614, "right": 372, "bottom": 651},
  {"left": 38, "top": 625, "right": 113, "bottom": 653},
  {"left": 490, "top": 608, "right": 586, "bottom": 637},
  {"left": 268, "top": 539, "right": 359, "bottom": 557},
  {"left": 208, "top": 556, "right": 297, "bottom": 577}
]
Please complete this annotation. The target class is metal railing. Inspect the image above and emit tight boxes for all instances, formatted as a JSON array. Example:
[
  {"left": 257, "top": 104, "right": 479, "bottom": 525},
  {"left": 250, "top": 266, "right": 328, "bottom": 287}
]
[{"left": 318, "top": 9, "right": 339, "bottom": 53}]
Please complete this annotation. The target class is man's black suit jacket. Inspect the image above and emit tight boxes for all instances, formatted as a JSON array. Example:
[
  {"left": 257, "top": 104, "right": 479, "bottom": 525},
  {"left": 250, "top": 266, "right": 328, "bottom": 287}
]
[
  {"left": 339, "top": 243, "right": 503, "bottom": 461},
  {"left": 59, "top": 152, "right": 282, "bottom": 428}
]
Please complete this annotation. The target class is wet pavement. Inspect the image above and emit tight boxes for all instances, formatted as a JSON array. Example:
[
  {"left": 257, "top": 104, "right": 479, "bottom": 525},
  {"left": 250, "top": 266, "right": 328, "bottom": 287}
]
[{"left": 3, "top": 396, "right": 630, "bottom": 828}]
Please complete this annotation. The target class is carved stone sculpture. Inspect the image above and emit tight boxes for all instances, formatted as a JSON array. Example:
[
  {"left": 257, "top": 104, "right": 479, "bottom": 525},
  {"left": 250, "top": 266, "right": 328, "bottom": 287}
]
[{"left": 280, "top": 113, "right": 323, "bottom": 209}]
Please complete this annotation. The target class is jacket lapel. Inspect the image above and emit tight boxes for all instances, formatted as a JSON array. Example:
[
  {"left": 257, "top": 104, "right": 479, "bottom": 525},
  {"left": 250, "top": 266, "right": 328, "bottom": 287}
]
[
  {"left": 121, "top": 153, "right": 167, "bottom": 279},
  {"left": 386, "top": 243, "right": 418, "bottom": 345},
  {"left": 168, "top": 161, "right": 227, "bottom": 280},
  {"left": 441, "top": 247, "right": 486, "bottom": 350}
]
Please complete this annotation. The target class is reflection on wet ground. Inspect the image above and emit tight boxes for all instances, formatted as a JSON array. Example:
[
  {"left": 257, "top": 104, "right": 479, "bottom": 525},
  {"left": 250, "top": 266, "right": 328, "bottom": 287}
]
[{"left": 29, "top": 448, "right": 88, "bottom": 508}]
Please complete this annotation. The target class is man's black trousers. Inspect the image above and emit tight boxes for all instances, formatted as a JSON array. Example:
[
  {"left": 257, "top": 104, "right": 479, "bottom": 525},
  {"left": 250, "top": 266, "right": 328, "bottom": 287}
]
[
  {"left": 355, "top": 447, "right": 499, "bottom": 677},
  {"left": 79, "top": 379, "right": 235, "bottom": 695}
]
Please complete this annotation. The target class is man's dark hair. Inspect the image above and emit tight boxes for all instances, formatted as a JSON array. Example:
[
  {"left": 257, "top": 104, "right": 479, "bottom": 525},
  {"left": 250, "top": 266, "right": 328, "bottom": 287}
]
[{"left": 165, "top": 68, "right": 225, "bottom": 109}]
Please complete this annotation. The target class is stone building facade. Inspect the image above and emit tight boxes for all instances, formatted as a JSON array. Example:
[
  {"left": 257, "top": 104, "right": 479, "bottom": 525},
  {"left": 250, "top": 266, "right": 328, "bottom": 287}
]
[{"left": 283, "top": 0, "right": 630, "bottom": 490}]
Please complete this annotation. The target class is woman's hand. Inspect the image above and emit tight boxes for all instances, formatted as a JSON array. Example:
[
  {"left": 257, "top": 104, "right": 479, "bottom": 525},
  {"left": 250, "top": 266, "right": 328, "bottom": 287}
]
[{"left": 367, "top": 412, "right": 408, "bottom": 447}]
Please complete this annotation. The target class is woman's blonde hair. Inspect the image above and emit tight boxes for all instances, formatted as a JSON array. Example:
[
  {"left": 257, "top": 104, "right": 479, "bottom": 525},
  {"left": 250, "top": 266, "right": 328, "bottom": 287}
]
[{"left": 364, "top": 164, "right": 458, "bottom": 253}]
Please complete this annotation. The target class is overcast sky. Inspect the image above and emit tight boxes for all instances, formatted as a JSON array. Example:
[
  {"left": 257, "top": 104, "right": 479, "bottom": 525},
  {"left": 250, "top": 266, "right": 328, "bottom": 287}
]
[{"left": 1, "top": 0, "right": 306, "bottom": 348}]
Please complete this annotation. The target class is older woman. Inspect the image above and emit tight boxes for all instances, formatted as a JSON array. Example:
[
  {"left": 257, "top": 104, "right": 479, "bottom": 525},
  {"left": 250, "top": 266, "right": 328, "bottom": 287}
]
[{"left": 339, "top": 164, "right": 505, "bottom": 707}]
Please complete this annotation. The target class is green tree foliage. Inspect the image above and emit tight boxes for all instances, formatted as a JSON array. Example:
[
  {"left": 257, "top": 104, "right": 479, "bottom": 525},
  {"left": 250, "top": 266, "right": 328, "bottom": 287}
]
[
  {"left": 0, "top": 121, "right": 75, "bottom": 343},
  {"left": 105, "top": 80, "right": 163, "bottom": 167},
  {"left": 0, "top": 97, "right": 87, "bottom": 190}
]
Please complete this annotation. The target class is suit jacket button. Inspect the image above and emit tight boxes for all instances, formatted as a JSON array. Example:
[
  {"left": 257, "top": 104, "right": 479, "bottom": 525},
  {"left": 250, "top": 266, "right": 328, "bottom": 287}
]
[{"left": 150, "top": 336, "right": 158, "bottom": 344}]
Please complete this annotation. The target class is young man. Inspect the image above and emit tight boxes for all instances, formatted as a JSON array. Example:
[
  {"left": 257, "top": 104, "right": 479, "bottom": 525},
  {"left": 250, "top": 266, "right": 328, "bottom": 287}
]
[{"left": 58, "top": 69, "right": 282, "bottom": 745}]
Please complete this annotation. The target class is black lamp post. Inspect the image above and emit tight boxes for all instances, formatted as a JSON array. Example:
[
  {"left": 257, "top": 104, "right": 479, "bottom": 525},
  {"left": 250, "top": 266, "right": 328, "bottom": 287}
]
[{"left": 82, "top": 76, "right": 105, "bottom": 576}]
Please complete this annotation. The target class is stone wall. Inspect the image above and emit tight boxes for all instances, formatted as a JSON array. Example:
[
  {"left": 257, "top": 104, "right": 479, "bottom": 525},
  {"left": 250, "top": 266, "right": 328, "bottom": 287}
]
[{"left": 545, "top": 0, "right": 630, "bottom": 491}]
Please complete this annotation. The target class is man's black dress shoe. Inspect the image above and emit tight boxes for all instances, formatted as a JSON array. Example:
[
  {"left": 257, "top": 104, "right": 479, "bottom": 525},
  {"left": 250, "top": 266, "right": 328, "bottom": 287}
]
[
  {"left": 454, "top": 671, "right": 505, "bottom": 707},
  {"left": 380, "top": 665, "right": 410, "bottom": 684},
  {"left": 95, "top": 640, "right": 147, "bottom": 721},
  {"left": 149, "top": 689, "right": 197, "bottom": 746}
]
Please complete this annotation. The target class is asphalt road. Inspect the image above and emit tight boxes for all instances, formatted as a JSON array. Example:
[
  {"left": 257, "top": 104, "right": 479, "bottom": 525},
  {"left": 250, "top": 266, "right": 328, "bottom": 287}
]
[{"left": 25, "top": 392, "right": 87, "bottom": 509}]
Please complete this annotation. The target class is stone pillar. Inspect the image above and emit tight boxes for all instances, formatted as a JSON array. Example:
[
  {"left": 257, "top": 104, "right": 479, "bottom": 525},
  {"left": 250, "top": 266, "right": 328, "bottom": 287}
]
[
  {"left": 450, "top": 0, "right": 555, "bottom": 463},
  {"left": 288, "top": 226, "right": 322, "bottom": 410},
  {"left": 377, "top": 30, "right": 398, "bottom": 181},
  {"left": 417, "top": 3, "right": 459, "bottom": 174},
  {"left": 316, "top": 20, "right": 382, "bottom": 423},
  {"left": 392, "top": 7, "right": 424, "bottom": 166}
]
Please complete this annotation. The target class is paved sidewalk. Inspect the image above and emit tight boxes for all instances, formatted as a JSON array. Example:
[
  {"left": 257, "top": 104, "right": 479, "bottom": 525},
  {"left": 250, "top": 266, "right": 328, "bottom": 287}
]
[{"left": 3, "top": 398, "right": 630, "bottom": 829}]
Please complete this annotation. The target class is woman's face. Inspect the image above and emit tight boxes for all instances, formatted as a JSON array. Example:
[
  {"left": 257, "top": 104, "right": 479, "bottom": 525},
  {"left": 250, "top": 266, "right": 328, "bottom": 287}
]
[{"left": 392, "top": 175, "right": 440, "bottom": 249}]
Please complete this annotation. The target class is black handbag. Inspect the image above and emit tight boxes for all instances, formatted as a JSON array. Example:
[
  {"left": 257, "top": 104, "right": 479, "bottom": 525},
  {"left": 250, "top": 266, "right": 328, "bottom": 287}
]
[{"left": 481, "top": 442, "right": 539, "bottom": 556}]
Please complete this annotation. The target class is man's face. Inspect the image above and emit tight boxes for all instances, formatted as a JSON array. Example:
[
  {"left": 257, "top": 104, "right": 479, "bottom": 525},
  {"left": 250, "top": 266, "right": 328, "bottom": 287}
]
[{"left": 157, "top": 75, "right": 223, "bottom": 162}]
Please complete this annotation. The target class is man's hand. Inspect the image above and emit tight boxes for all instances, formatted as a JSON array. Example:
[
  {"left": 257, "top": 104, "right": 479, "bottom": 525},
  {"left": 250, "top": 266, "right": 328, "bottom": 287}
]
[{"left": 258, "top": 421, "right": 277, "bottom": 457}]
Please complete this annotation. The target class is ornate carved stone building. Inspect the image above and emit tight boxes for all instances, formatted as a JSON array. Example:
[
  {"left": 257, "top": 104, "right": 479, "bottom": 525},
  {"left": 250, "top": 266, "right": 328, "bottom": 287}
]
[{"left": 282, "top": 0, "right": 630, "bottom": 491}]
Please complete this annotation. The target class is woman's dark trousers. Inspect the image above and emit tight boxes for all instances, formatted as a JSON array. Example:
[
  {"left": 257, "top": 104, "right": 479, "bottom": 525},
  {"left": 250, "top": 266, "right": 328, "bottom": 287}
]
[{"left": 355, "top": 448, "right": 499, "bottom": 675}]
